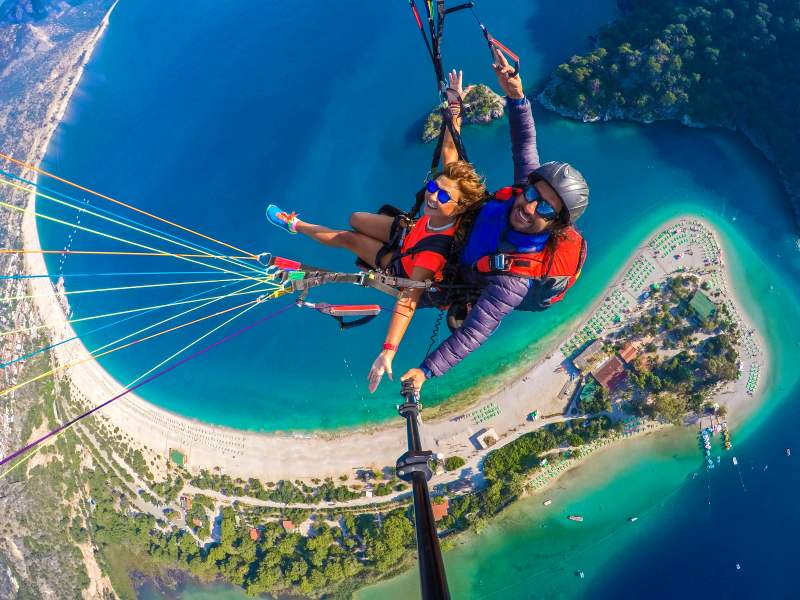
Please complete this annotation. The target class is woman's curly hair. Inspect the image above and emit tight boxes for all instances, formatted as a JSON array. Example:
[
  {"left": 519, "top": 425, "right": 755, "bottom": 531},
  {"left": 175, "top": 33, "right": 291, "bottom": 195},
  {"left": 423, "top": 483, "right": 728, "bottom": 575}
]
[
  {"left": 438, "top": 160, "right": 487, "bottom": 251},
  {"left": 440, "top": 160, "right": 486, "bottom": 210}
]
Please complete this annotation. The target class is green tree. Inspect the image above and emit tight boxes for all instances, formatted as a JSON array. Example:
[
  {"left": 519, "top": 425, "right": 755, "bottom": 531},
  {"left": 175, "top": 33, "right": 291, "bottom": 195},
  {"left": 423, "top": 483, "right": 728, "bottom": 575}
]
[
  {"left": 654, "top": 392, "right": 688, "bottom": 424},
  {"left": 444, "top": 456, "right": 466, "bottom": 471}
]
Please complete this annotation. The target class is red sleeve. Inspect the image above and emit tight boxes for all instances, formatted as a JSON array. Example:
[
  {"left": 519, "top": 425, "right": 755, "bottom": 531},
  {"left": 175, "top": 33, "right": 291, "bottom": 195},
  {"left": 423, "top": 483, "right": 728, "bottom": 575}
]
[{"left": 412, "top": 251, "right": 446, "bottom": 277}]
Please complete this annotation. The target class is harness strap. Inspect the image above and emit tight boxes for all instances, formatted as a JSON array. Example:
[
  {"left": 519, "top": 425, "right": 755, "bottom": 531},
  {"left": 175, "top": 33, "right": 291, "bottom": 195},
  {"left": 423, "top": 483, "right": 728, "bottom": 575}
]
[
  {"left": 283, "top": 268, "right": 435, "bottom": 298},
  {"left": 375, "top": 214, "right": 411, "bottom": 269},
  {"left": 444, "top": 2, "right": 474, "bottom": 15}
]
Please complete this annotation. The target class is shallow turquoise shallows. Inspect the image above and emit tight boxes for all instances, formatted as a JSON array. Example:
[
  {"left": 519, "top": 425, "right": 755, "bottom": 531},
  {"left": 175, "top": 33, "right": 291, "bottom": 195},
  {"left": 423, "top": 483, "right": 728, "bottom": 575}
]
[{"left": 37, "top": 0, "right": 800, "bottom": 598}]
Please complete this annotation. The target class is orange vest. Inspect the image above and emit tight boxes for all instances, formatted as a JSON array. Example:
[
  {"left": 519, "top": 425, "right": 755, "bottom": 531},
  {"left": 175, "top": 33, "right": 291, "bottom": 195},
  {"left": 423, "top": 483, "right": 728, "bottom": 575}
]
[{"left": 474, "top": 226, "right": 587, "bottom": 309}]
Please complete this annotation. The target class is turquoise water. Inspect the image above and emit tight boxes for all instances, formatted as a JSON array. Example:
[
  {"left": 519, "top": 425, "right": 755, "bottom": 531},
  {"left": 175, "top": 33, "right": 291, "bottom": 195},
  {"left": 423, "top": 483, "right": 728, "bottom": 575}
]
[
  {"left": 37, "top": 0, "right": 623, "bottom": 431},
  {"left": 33, "top": 1, "right": 800, "bottom": 598}
]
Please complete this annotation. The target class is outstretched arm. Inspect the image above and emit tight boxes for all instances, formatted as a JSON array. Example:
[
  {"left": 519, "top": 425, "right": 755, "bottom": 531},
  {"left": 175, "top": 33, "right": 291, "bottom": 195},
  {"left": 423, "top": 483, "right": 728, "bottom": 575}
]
[
  {"left": 441, "top": 69, "right": 464, "bottom": 165},
  {"left": 401, "top": 274, "right": 531, "bottom": 389},
  {"left": 367, "top": 265, "right": 434, "bottom": 393},
  {"left": 492, "top": 47, "right": 540, "bottom": 183}
]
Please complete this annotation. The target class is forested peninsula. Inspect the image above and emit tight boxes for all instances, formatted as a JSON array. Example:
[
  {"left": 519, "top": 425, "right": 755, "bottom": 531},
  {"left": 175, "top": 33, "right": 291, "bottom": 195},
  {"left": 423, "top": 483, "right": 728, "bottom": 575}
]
[{"left": 538, "top": 0, "right": 800, "bottom": 227}]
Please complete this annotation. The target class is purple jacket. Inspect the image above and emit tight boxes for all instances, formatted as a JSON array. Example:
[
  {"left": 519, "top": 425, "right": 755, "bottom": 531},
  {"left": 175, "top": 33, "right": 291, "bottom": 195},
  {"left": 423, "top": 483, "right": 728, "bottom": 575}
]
[{"left": 421, "top": 97, "right": 540, "bottom": 378}]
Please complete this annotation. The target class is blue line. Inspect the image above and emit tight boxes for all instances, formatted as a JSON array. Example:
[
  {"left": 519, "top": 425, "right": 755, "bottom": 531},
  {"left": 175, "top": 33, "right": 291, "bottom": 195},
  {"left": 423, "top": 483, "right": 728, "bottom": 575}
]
[
  {"left": 0, "top": 279, "right": 248, "bottom": 369},
  {"left": 0, "top": 168, "right": 261, "bottom": 275}
]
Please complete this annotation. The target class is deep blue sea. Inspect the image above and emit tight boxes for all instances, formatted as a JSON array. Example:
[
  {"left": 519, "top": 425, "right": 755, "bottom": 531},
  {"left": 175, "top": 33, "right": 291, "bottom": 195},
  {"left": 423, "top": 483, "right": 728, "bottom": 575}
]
[{"left": 34, "top": 1, "right": 800, "bottom": 598}]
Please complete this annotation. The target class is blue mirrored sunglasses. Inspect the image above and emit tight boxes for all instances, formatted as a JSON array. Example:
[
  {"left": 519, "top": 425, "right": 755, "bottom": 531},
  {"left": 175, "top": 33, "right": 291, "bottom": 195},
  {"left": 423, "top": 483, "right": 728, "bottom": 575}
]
[
  {"left": 522, "top": 186, "right": 559, "bottom": 221},
  {"left": 426, "top": 178, "right": 452, "bottom": 204}
]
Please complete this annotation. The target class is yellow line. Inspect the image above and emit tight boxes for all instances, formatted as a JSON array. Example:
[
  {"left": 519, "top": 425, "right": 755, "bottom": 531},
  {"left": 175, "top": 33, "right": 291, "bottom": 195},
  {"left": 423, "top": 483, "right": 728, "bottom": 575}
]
[
  {"left": 0, "top": 177, "right": 265, "bottom": 276},
  {"left": 0, "top": 199, "right": 268, "bottom": 285},
  {"left": 0, "top": 286, "right": 275, "bottom": 338},
  {"left": 1, "top": 276, "right": 253, "bottom": 302},
  {"left": 0, "top": 249, "right": 257, "bottom": 259}
]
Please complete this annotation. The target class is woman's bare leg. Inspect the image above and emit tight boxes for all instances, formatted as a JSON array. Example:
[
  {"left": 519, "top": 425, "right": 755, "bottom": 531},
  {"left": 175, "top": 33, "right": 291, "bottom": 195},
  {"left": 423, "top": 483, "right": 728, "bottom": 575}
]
[
  {"left": 293, "top": 219, "right": 385, "bottom": 268},
  {"left": 349, "top": 212, "right": 394, "bottom": 242}
]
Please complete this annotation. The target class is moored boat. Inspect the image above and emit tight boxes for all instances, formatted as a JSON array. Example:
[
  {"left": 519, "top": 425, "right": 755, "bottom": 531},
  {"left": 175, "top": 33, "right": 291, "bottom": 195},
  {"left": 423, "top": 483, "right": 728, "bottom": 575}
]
[{"left": 568, "top": 515, "right": 584, "bottom": 522}]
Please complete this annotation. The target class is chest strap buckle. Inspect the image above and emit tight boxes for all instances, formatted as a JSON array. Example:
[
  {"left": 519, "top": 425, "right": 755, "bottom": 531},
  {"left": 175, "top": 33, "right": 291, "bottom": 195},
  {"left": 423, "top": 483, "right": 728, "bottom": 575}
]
[{"left": 490, "top": 253, "right": 510, "bottom": 271}]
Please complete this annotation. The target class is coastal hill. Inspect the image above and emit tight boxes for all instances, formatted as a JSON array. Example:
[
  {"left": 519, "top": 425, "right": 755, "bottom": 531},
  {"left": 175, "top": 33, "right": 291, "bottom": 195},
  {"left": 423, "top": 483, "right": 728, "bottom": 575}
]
[
  {"left": 1, "top": 0, "right": 88, "bottom": 23},
  {"left": 421, "top": 83, "right": 505, "bottom": 142},
  {"left": 538, "top": 0, "right": 800, "bottom": 228}
]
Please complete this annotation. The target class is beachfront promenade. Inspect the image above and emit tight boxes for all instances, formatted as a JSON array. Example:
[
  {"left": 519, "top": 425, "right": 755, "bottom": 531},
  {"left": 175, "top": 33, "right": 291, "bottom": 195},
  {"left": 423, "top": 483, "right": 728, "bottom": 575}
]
[{"left": 21, "top": 211, "right": 766, "bottom": 493}]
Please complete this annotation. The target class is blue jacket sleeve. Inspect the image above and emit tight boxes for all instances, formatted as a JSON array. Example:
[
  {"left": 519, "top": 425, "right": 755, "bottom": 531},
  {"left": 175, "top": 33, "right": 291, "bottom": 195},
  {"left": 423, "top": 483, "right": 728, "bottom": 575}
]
[
  {"left": 508, "top": 98, "right": 540, "bottom": 185},
  {"left": 420, "top": 275, "right": 530, "bottom": 377}
]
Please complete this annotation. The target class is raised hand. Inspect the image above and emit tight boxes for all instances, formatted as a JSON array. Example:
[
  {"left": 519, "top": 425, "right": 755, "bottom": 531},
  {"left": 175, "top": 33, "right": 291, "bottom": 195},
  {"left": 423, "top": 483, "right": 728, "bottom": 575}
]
[
  {"left": 446, "top": 69, "right": 464, "bottom": 103},
  {"left": 491, "top": 46, "right": 523, "bottom": 99}
]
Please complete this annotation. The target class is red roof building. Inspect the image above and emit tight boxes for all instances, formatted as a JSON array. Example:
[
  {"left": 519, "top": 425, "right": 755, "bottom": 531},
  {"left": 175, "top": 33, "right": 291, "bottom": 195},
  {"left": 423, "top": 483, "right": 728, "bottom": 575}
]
[
  {"left": 432, "top": 498, "right": 450, "bottom": 522},
  {"left": 619, "top": 342, "right": 638, "bottom": 364},
  {"left": 592, "top": 356, "right": 627, "bottom": 391},
  {"left": 192, "top": 517, "right": 202, "bottom": 527},
  {"left": 249, "top": 527, "right": 260, "bottom": 541},
  {"left": 281, "top": 520, "right": 295, "bottom": 532}
]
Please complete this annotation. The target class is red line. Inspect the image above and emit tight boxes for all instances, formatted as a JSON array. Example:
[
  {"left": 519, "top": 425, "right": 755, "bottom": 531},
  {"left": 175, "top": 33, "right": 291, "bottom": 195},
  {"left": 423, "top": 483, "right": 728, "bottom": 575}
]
[
  {"left": 490, "top": 38, "right": 519, "bottom": 62},
  {"left": 411, "top": 4, "right": 423, "bottom": 28}
]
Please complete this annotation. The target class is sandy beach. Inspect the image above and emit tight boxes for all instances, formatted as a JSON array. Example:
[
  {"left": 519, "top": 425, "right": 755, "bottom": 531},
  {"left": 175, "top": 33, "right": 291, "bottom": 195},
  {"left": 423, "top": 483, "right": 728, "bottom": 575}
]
[{"left": 18, "top": 173, "right": 770, "bottom": 484}]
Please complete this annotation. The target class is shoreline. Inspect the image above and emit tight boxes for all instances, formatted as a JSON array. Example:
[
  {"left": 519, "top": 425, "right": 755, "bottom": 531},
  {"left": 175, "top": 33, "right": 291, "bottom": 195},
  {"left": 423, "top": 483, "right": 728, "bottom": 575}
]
[
  {"left": 22, "top": 176, "right": 770, "bottom": 480},
  {"left": 536, "top": 89, "right": 800, "bottom": 231},
  {"left": 10, "top": 11, "right": 768, "bottom": 483}
]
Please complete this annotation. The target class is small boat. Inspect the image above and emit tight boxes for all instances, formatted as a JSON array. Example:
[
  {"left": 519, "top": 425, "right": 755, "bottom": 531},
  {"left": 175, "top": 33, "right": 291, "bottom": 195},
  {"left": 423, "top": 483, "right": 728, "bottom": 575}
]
[
  {"left": 568, "top": 515, "right": 584, "bottom": 522},
  {"left": 787, "top": 448, "right": 791, "bottom": 457},
  {"left": 543, "top": 499, "right": 552, "bottom": 506},
  {"left": 736, "top": 563, "right": 741, "bottom": 570},
  {"left": 628, "top": 517, "right": 638, "bottom": 523},
  {"left": 732, "top": 456, "right": 738, "bottom": 466},
  {"left": 577, "top": 570, "right": 585, "bottom": 579}
]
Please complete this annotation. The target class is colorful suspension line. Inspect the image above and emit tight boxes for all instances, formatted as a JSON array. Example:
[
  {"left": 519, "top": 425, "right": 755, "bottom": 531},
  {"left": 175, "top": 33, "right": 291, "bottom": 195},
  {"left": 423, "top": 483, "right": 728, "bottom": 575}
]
[
  {"left": 0, "top": 278, "right": 251, "bottom": 370},
  {"left": 124, "top": 290, "right": 265, "bottom": 388},
  {"left": 0, "top": 248, "right": 257, "bottom": 260},
  {"left": 0, "top": 294, "right": 264, "bottom": 399},
  {"left": 0, "top": 270, "right": 259, "bottom": 280},
  {"left": 0, "top": 199, "right": 268, "bottom": 285},
  {"left": 0, "top": 303, "right": 292, "bottom": 474},
  {"left": 0, "top": 168, "right": 261, "bottom": 276},
  {"left": 0, "top": 176, "right": 264, "bottom": 278},
  {"left": 0, "top": 275, "right": 256, "bottom": 303},
  {"left": 0, "top": 287, "right": 265, "bottom": 478},
  {"left": 406, "top": 0, "right": 469, "bottom": 172},
  {"left": 0, "top": 285, "right": 273, "bottom": 338},
  {"left": 0, "top": 150, "right": 257, "bottom": 260}
]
